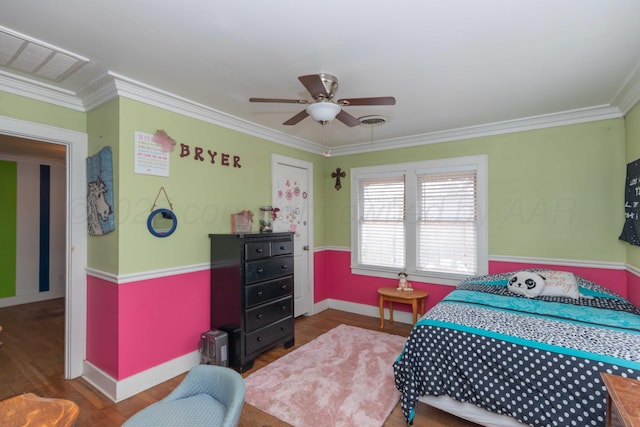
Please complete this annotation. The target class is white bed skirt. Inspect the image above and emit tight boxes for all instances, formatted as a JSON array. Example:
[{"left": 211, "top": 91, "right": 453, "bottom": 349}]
[{"left": 418, "top": 395, "right": 527, "bottom": 427}]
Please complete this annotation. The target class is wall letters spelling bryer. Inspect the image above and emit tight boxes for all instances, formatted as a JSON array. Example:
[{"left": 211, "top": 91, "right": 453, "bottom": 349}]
[{"left": 179, "top": 143, "right": 241, "bottom": 168}]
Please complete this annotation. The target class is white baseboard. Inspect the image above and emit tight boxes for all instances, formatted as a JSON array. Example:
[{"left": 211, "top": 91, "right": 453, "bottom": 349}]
[
  {"left": 312, "top": 299, "right": 330, "bottom": 314},
  {"left": 322, "top": 298, "right": 414, "bottom": 325},
  {"left": 83, "top": 350, "right": 201, "bottom": 402}
]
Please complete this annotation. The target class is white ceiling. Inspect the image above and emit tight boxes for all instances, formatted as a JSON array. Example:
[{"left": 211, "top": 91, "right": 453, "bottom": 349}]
[{"left": 2, "top": 1, "right": 640, "bottom": 155}]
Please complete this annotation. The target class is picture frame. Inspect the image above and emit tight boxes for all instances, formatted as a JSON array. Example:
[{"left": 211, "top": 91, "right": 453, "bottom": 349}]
[{"left": 231, "top": 210, "right": 253, "bottom": 234}]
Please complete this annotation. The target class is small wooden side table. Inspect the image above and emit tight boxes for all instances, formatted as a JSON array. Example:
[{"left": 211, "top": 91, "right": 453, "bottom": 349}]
[
  {"left": 601, "top": 373, "right": 640, "bottom": 426},
  {"left": 378, "top": 286, "right": 428, "bottom": 329},
  {"left": 0, "top": 393, "right": 79, "bottom": 427}
]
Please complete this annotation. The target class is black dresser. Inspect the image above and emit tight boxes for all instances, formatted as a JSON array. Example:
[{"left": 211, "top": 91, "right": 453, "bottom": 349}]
[{"left": 209, "top": 232, "right": 295, "bottom": 371}]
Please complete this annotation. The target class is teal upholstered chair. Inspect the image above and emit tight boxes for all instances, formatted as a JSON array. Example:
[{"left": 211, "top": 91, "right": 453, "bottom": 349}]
[{"left": 122, "top": 365, "right": 245, "bottom": 427}]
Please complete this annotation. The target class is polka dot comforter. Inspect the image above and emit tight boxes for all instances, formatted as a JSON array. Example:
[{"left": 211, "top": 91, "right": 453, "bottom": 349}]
[{"left": 393, "top": 271, "right": 640, "bottom": 426}]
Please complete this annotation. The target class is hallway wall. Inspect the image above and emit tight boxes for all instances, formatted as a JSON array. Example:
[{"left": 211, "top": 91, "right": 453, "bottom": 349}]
[{"left": 0, "top": 155, "right": 66, "bottom": 307}]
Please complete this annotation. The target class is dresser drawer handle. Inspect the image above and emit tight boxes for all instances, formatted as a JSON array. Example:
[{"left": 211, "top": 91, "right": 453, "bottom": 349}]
[
  {"left": 257, "top": 290, "right": 263, "bottom": 296},
  {"left": 257, "top": 314, "right": 263, "bottom": 319},
  {"left": 280, "top": 246, "right": 286, "bottom": 250},
  {"left": 281, "top": 306, "right": 287, "bottom": 311},
  {"left": 257, "top": 268, "right": 264, "bottom": 273},
  {"left": 281, "top": 284, "right": 287, "bottom": 289},
  {"left": 281, "top": 264, "right": 288, "bottom": 270},
  {"left": 257, "top": 336, "right": 263, "bottom": 342},
  {"left": 256, "top": 248, "right": 263, "bottom": 253},
  {"left": 280, "top": 326, "right": 287, "bottom": 331}
]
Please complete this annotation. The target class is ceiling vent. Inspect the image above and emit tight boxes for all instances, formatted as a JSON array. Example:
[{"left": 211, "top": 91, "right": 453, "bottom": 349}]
[
  {"left": 358, "top": 115, "right": 387, "bottom": 126},
  {"left": 0, "top": 26, "right": 88, "bottom": 82}
]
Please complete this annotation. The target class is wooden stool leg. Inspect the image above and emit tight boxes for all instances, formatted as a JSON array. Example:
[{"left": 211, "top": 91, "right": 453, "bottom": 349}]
[
  {"left": 379, "top": 295, "right": 385, "bottom": 329},
  {"left": 412, "top": 299, "right": 418, "bottom": 324},
  {"left": 389, "top": 302, "right": 394, "bottom": 323}
]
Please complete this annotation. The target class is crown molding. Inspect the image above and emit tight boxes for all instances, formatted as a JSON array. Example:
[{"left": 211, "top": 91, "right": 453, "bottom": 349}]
[
  {"left": 76, "top": 73, "right": 118, "bottom": 111},
  {"left": 329, "top": 104, "right": 624, "bottom": 157},
  {"left": 611, "top": 62, "right": 640, "bottom": 115},
  {"left": 0, "top": 70, "right": 84, "bottom": 111},
  {"left": 85, "top": 72, "right": 327, "bottom": 155},
  {"left": 0, "top": 70, "right": 634, "bottom": 157}
]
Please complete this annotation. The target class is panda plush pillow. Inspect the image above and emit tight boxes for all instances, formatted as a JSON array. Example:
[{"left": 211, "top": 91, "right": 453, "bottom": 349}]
[{"left": 507, "top": 271, "right": 546, "bottom": 298}]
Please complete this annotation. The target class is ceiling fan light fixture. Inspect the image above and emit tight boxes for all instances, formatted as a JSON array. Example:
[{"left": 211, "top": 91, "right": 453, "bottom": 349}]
[{"left": 306, "top": 101, "right": 341, "bottom": 123}]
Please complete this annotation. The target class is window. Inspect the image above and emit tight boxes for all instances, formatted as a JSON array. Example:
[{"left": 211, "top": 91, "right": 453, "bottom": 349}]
[
  {"left": 350, "top": 155, "right": 488, "bottom": 286},
  {"left": 358, "top": 175, "right": 405, "bottom": 268}
]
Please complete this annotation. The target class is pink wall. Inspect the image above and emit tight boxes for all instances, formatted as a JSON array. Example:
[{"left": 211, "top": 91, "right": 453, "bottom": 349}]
[
  {"left": 315, "top": 249, "right": 637, "bottom": 311},
  {"left": 313, "top": 250, "right": 329, "bottom": 302},
  {"left": 87, "top": 276, "right": 119, "bottom": 378},
  {"left": 489, "top": 261, "right": 629, "bottom": 298},
  {"left": 319, "top": 250, "right": 458, "bottom": 313},
  {"left": 87, "top": 250, "right": 638, "bottom": 382},
  {"left": 87, "top": 270, "right": 210, "bottom": 380},
  {"left": 626, "top": 271, "right": 640, "bottom": 307},
  {"left": 118, "top": 270, "right": 210, "bottom": 379}
]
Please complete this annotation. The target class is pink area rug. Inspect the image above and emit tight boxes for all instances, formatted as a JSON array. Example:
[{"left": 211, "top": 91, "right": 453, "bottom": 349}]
[{"left": 244, "top": 324, "right": 407, "bottom": 427}]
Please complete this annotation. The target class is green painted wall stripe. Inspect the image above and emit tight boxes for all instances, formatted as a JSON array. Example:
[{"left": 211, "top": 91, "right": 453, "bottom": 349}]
[{"left": 0, "top": 160, "right": 17, "bottom": 298}]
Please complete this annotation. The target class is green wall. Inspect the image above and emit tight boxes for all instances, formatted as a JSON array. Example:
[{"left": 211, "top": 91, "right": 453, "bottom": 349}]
[
  {"left": 624, "top": 101, "right": 640, "bottom": 269},
  {"left": 113, "top": 98, "right": 328, "bottom": 274},
  {"left": 87, "top": 99, "right": 121, "bottom": 273},
  {"left": 0, "top": 160, "right": 17, "bottom": 297},
  {"left": 0, "top": 89, "right": 632, "bottom": 274},
  {"left": 0, "top": 91, "right": 85, "bottom": 132},
  {"left": 325, "top": 119, "right": 627, "bottom": 263}
]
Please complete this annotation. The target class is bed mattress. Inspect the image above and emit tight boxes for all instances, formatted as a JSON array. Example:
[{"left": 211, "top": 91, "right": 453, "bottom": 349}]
[{"left": 393, "top": 271, "right": 640, "bottom": 426}]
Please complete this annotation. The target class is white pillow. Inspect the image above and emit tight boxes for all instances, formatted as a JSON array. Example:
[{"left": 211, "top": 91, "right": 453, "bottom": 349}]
[
  {"left": 538, "top": 270, "right": 580, "bottom": 298},
  {"left": 507, "top": 271, "right": 546, "bottom": 298}
]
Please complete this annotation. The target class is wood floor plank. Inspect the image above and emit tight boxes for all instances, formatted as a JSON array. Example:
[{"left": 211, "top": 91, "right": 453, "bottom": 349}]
[{"left": 0, "top": 298, "right": 480, "bottom": 426}]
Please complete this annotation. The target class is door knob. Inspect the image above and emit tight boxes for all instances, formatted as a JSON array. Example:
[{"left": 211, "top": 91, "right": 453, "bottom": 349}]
[{"left": 303, "top": 245, "right": 309, "bottom": 251}]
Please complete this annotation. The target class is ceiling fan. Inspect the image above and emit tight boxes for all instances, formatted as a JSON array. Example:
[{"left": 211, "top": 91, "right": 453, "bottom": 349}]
[{"left": 249, "top": 73, "right": 396, "bottom": 127}]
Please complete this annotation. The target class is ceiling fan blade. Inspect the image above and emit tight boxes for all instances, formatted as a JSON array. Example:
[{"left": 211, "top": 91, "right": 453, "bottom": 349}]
[
  {"left": 336, "top": 110, "right": 361, "bottom": 127},
  {"left": 298, "top": 74, "right": 329, "bottom": 99},
  {"left": 249, "top": 97, "right": 308, "bottom": 104},
  {"left": 283, "top": 110, "right": 309, "bottom": 126},
  {"left": 338, "top": 96, "right": 396, "bottom": 106}
]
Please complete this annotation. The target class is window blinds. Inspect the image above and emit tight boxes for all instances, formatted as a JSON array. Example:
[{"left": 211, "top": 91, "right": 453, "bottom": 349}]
[
  {"left": 358, "top": 175, "right": 405, "bottom": 268},
  {"left": 417, "top": 171, "right": 477, "bottom": 274}
]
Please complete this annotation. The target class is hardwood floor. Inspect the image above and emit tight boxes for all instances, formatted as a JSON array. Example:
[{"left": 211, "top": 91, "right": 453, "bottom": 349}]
[{"left": 0, "top": 298, "right": 480, "bottom": 426}]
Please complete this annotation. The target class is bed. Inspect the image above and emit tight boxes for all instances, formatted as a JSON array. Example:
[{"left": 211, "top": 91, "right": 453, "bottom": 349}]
[{"left": 393, "top": 270, "right": 640, "bottom": 427}]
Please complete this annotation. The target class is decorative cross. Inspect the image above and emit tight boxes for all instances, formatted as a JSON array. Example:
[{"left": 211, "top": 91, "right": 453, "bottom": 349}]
[{"left": 331, "top": 167, "right": 346, "bottom": 191}]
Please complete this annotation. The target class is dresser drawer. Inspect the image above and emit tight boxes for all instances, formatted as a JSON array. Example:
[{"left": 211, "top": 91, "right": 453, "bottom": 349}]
[
  {"left": 245, "top": 316, "right": 294, "bottom": 355},
  {"left": 245, "top": 256, "right": 293, "bottom": 284},
  {"left": 245, "top": 296, "right": 293, "bottom": 331},
  {"left": 245, "top": 277, "right": 293, "bottom": 307},
  {"left": 245, "top": 242, "right": 271, "bottom": 261},
  {"left": 271, "top": 240, "right": 293, "bottom": 256}
]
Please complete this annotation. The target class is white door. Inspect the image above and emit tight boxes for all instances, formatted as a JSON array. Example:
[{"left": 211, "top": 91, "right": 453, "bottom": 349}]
[{"left": 271, "top": 154, "right": 313, "bottom": 317}]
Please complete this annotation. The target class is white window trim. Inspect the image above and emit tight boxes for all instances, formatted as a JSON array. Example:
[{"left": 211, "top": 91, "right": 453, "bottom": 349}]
[{"left": 350, "top": 154, "right": 488, "bottom": 286}]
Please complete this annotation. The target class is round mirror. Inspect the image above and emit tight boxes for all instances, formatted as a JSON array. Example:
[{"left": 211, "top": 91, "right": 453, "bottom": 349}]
[{"left": 147, "top": 208, "right": 177, "bottom": 238}]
